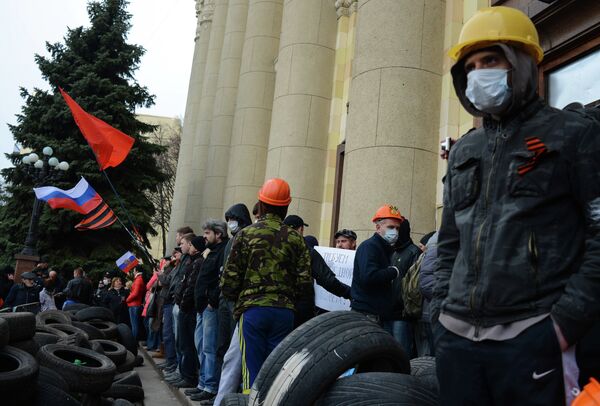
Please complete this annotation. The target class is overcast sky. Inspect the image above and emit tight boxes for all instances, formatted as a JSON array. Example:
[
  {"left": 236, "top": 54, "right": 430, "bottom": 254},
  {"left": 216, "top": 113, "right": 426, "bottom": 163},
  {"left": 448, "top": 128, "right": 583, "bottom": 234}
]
[{"left": 0, "top": 0, "right": 196, "bottom": 170}]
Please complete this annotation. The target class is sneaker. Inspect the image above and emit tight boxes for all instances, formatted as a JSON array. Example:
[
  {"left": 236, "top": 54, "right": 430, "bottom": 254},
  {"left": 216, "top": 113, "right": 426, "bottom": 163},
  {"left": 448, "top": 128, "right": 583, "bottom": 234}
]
[
  {"left": 184, "top": 388, "right": 203, "bottom": 396},
  {"left": 157, "top": 362, "right": 175, "bottom": 370},
  {"left": 172, "top": 379, "right": 197, "bottom": 388},
  {"left": 190, "top": 391, "right": 216, "bottom": 402},
  {"left": 164, "top": 365, "right": 178, "bottom": 374},
  {"left": 164, "top": 373, "right": 182, "bottom": 383}
]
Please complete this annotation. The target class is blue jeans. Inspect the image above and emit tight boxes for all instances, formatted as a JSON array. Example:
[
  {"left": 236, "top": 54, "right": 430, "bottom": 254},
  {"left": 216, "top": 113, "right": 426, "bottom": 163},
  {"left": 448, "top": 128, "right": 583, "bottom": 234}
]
[
  {"left": 384, "top": 320, "right": 415, "bottom": 358},
  {"left": 128, "top": 306, "right": 142, "bottom": 340},
  {"left": 162, "top": 303, "right": 177, "bottom": 365},
  {"left": 145, "top": 317, "right": 161, "bottom": 350},
  {"left": 178, "top": 310, "right": 198, "bottom": 383},
  {"left": 195, "top": 306, "right": 220, "bottom": 393},
  {"left": 239, "top": 307, "right": 294, "bottom": 393}
]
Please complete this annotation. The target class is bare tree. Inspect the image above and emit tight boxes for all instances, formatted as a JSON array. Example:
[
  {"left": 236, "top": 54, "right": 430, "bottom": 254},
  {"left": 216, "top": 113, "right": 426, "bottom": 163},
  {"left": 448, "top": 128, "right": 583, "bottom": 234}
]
[{"left": 145, "top": 118, "right": 181, "bottom": 257}]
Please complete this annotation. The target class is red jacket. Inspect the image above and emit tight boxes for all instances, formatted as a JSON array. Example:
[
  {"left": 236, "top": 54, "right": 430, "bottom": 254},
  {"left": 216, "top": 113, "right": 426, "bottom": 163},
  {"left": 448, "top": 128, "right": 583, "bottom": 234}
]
[{"left": 126, "top": 274, "right": 146, "bottom": 307}]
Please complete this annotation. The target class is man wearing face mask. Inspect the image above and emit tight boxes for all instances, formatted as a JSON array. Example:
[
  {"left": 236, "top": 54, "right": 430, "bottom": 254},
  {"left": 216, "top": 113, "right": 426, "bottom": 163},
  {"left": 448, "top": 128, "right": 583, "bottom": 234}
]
[
  {"left": 432, "top": 7, "right": 600, "bottom": 405},
  {"left": 350, "top": 205, "right": 403, "bottom": 325}
]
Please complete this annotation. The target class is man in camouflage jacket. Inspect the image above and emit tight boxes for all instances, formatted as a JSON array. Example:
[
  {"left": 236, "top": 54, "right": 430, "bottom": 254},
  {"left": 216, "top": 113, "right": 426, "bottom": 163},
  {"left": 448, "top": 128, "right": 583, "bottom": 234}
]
[{"left": 220, "top": 178, "right": 311, "bottom": 393}]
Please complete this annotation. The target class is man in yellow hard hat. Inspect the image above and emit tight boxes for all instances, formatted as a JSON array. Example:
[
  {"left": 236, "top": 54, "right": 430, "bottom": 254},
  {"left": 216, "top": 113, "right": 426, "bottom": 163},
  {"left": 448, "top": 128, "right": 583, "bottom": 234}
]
[{"left": 432, "top": 6, "right": 600, "bottom": 405}]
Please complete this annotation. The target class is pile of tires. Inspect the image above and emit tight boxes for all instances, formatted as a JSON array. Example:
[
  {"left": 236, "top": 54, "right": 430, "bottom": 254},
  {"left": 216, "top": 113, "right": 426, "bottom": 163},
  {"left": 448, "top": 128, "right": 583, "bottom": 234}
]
[
  {"left": 0, "top": 306, "right": 145, "bottom": 406},
  {"left": 231, "top": 311, "right": 438, "bottom": 406}
]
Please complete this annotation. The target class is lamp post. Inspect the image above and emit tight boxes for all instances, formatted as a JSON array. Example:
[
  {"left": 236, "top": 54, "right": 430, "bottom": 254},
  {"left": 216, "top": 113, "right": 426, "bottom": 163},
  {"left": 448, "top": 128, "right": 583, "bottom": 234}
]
[{"left": 14, "top": 147, "right": 70, "bottom": 281}]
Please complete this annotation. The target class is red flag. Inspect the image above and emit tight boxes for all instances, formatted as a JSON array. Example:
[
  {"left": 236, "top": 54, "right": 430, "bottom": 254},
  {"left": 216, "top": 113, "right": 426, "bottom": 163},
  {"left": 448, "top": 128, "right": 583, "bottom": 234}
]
[{"left": 60, "top": 88, "right": 134, "bottom": 170}]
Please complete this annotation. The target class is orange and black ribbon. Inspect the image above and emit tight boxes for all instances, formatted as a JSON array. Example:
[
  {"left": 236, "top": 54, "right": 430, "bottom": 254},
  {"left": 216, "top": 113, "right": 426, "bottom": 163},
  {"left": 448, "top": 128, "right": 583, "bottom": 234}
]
[{"left": 517, "top": 137, "right": 548, "bottom": 176}]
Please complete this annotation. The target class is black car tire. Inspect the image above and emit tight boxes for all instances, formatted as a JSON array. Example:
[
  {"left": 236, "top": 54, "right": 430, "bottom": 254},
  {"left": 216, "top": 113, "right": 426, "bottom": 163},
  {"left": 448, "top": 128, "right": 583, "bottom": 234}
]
[
  {"left": 315, "top": 372, "right": 438, "bottom": 406},
  {"left": 116, "top": 350, "right": 136, "bottom": 373},
  {"left": 87, "top": 320, "right": 118, "bottom": 340},
  {"left": 0, "top": 345, "right": 39, "bottom": 405},
  {"left": 0, "top": 318, "right": 9, "bottom": 348},
  {"left": 38, "top": 365, "right": 70, "bottom": 393},
  {"left": 91, "top": 339, "right": 127, "bottom": 365},
  {"left": 249, "top": 311, "right": 410, "bottom": 406},
  {"left": 36, "top": 310, "right": 72, "bottom": 326},
  {"left": 223, "top": 393, "right": 249, "bottom": 406},
  {"left": 37, "top": 344, "right": 116, "bottom": 394},
  {"left": 72, "top": 321, "right": 106, "bottom": 340},
  {"left": 116, "top": 323, "right": 137, "bottom": 356},
  {"left": 102, "top": 383, "right": 145, "bottom": 402},
  {"left": 0, "top": 312, "right": 36, "bottom": 342},
  {"left": 33, "top": 381, "right": 81, "bottom": 406},
  {"left": 76, "top": 307, "right": 115, "bottom": 323},
  {"left": 10, "top": 338, "right": 40, "bottom": 356}
]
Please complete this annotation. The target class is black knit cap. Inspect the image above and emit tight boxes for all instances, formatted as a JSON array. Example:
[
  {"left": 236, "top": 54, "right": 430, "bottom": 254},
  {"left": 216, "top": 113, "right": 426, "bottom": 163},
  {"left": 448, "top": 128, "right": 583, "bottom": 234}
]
[{"left": 191, "top": 235, "right": 206, "bottom": 252}]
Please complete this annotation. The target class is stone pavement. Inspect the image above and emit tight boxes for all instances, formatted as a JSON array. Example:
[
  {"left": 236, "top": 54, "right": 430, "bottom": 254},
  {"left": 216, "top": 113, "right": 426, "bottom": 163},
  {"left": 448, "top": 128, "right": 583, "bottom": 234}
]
[{"left": 139, "top": 348, "right": 198, "bottom": 406}]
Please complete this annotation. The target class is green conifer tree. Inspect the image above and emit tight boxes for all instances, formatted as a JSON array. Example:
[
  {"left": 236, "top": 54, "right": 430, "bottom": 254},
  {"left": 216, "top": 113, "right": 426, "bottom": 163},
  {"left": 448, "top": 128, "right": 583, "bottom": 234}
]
[{"left": 0, "top": 0, "right": 166, "bottom": 276}]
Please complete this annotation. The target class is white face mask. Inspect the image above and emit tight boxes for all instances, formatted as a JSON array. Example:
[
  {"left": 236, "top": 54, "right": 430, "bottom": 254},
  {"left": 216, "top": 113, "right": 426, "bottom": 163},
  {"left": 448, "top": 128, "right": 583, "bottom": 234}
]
[
  {"left": 103, "top": 278, "right": 111, "bottom": 285},
  {"left": 383, "top": 229, "right": 399, "bottom": 245},
  {"left": 228, "top": 220, "right": 240, "bottom": 234},
  {"left": 466, "top": 68, "right": 512, "bottom": 114}
]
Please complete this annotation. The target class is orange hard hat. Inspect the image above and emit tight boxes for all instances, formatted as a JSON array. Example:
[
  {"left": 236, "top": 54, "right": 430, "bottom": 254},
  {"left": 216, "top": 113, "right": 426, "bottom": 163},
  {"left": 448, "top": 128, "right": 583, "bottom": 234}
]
[
  {"left": 372, "top": 205, "right": 403, "bottom": 223},
  {"left": 258, "top": 178, "right": 292, "bottom": 206},
  {"left": 573, "top": 378, "right": 600, "bottom": 406}
]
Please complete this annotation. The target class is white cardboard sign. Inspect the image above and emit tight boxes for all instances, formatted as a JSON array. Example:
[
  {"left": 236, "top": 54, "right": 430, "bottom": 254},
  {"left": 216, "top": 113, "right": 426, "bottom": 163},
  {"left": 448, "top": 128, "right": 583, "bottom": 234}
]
[{"left": 313, "top": 246, "right": 355, "bottom": 311}]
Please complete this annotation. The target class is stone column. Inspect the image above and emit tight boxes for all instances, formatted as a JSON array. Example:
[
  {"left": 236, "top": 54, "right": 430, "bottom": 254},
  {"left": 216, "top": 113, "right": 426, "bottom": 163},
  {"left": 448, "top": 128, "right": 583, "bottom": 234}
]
[
  {"left": 264, "top": 0, "right": 337, "bottom": 232},
  {"left": 167, "top": 0, "right": 213, "bottom": 251},
  {"left": 186, "top": 0, "right": 229, "bottom": 230},
  {"left": 338, "top": 0, "right": 445, "bottom": 242},
  {"left": 200, "top": 0, "right": 249, "bottom": 220},
  {"left": 222, "top": 0, "right": 284, "bottom": 211}
]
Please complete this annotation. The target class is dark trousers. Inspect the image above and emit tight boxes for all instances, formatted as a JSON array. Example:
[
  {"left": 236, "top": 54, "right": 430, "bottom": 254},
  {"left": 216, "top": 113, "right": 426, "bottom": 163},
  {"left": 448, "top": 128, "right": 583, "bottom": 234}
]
[
  {"left": 177, "top": 310, "right": 198, "bottom": 383},
  {"left": 239, "top": 307, "right": 294, "bottom": 393},
  {"left": 435, "top": 318, "right": 568, "bottom": 406},
  {"left": 162, "top": 303, "right": 177, "bottom": 365},
  {"left": 217, "top": 296, "right": 236, "bottom": 367}
]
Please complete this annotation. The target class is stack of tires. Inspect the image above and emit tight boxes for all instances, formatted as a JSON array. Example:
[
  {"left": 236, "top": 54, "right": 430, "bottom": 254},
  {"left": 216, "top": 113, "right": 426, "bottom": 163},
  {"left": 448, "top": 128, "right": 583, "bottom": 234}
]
[
  {"left": 0, "top": 305, "right": 145, "bottom": 406},
  {"left": 221, "top": 311, "right": 438, "bottom": 406}
]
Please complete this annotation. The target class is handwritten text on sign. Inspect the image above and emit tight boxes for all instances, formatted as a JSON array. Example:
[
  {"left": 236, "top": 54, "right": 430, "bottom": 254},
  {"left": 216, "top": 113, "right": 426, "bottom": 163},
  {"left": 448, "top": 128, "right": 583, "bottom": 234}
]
[{"left": 313, "top": 246, "right": 355, "bottom": 311}]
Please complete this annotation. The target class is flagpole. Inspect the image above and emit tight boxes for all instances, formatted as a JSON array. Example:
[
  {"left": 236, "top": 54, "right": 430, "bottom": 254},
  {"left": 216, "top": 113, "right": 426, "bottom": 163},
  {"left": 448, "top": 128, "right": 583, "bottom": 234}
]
[{"left": 101, "top": 170, "right": 157, "bottom": 269}]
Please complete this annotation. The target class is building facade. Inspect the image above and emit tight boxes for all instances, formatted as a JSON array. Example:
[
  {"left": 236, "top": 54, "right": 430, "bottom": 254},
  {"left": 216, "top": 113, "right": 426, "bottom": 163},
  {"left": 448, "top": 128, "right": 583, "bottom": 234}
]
[{"left": 167, "top": 0, "right": 600, "bottom": 251}]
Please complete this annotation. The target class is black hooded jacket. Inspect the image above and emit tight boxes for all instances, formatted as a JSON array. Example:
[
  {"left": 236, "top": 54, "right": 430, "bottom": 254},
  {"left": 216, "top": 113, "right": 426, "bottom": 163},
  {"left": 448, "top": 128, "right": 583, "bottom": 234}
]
[
  {"left": 389, "top": 220, "right": 422, "bottom": 320},
  {"left": 433, "top": 45, "right": 600, "bottom": 346},
  {"left": 223, "top": 204, "right": 252, "bottom": 261}
]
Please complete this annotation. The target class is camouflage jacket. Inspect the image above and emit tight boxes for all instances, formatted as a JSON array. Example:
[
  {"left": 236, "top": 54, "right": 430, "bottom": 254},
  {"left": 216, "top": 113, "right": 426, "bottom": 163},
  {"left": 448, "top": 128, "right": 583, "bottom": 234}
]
[
  {"left": 433, "top": 99, "right": 600, "bottom": 346},
  {"left": 220, "top": 213, "right": 312, "bottom": 319}
]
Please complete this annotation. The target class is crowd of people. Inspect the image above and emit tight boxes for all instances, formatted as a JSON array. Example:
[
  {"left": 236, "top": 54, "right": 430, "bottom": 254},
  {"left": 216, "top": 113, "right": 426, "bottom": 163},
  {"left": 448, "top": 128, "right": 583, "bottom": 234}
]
[{"left": 3, "top": 7, "right": 600, "bottom": 406}]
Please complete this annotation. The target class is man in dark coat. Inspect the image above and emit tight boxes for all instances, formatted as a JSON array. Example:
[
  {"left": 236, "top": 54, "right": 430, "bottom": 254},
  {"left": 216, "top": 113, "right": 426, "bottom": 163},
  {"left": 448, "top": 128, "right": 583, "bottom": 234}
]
[{"left": 3, "top": 271, "right": 41, "bottom": 309}]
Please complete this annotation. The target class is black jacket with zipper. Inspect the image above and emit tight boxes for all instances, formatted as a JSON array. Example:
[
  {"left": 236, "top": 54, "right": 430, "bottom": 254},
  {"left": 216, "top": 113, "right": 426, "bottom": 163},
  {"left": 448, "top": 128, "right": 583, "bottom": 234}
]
[{"left": 432, "top": 98, "right": 600, "bottom": 346}]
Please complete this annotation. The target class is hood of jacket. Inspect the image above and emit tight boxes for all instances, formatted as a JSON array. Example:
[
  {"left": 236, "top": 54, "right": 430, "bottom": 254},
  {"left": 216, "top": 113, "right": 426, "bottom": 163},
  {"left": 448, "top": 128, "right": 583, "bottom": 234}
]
[
  {"left": 451, "top": 43, "right": 538, "bottom": 119},
  {"left": 225, "top": 203, "right": 252, "bottom": 232}
]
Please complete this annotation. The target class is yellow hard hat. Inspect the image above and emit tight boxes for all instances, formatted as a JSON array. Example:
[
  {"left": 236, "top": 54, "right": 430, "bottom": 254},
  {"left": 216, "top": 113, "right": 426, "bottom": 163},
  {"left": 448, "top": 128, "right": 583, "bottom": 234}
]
[{"left": 448, "top": 6, "right": 544, "bottom": 64}]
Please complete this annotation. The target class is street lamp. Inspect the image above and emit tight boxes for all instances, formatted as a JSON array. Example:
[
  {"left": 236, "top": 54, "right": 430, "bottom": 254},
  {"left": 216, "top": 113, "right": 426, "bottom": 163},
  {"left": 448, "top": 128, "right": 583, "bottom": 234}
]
[{"left": 19, "top": 146, "right": 70, "bottom": 257}]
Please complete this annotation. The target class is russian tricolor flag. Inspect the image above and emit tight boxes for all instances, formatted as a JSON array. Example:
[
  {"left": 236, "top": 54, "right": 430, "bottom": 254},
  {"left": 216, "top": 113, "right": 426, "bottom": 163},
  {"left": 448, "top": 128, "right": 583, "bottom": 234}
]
[
  {"left": 34, "top": 178, "right": 102, "bottom": 214},
  {"left": 116, "top": 251, "right": 139, "bottom": 274}
]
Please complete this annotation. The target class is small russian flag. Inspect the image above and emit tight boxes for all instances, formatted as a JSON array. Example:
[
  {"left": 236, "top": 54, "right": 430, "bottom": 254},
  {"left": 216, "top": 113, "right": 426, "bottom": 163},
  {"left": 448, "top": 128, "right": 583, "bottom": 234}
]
[{"left": 116, "top": 251, "right": 139, "bottom": 274}]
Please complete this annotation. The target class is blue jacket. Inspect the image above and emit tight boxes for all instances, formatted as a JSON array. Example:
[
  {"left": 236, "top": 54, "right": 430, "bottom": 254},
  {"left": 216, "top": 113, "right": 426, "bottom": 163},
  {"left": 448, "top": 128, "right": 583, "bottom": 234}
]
[{"left": 350, "top": 233, "right": 397, "bottom": 319}]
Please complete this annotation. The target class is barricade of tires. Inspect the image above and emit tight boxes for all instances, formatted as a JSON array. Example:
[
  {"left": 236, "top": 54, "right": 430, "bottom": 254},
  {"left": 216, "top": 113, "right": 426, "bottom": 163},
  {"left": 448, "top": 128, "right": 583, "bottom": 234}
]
[
  {"left": 236, "top": 311, "right": 438, "bottom": 406},
  {"left": 0, "top": 306, "right": 145, "bottom": 406}
]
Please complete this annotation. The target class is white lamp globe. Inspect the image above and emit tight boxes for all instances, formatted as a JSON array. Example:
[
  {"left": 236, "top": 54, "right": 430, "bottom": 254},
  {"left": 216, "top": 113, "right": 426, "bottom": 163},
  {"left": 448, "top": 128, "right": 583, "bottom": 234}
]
[
  {"left": 48, "top": 157, "right": 59, "bottom": 167},
  {"left": 22, "top": 155, "right": 31, "bottom": 165},
  {"left": 28, "top": 153, "right": 39, "bottom": 163},
  {"left": 58, "top": 161, "right": 70, "bottom": 171},
  {"left": 42, "top": 146, "right": 53, "bottom": 156},
  {"left": 34, "top": 160, "right": 44, "bottom": 169}
]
